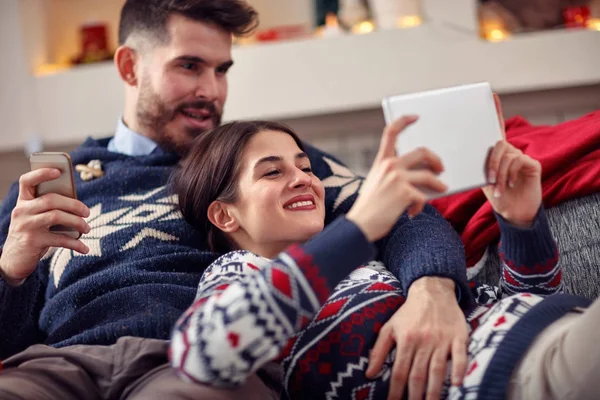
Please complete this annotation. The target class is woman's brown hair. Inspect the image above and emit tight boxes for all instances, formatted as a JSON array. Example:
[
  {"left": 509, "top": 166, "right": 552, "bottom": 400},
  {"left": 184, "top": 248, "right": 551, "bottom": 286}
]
[{"left": 172, "top": 120, "right": 304, "bottom": 254}]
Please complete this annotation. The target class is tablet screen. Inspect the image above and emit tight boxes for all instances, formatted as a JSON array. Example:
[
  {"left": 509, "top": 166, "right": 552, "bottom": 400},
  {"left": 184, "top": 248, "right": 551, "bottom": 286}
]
[{"left": 382, "top": 82, "right": 503, "bottom": 199}]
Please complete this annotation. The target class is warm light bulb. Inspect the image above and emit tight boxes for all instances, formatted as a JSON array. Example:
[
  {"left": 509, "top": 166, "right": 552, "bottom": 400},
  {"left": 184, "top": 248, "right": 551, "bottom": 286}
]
[
  {"left": 488, "top": 28, "right": 508, "bottom": 42},
  {"left": 233, "top": 35, "right": 255, "bottom": 46},
  {"left": 587, "top": 18, "right": 600, "bottom": 31},
  {"left": 315, "top": 12, "right": 344, "bottom": 38},
  {"left": 480, "top": 17, "right": 511, "bottom": 42},
  {"left": 325, "top": 13, "right": 340, "bottom": 28},
  {"left": 352, "top": 20, "right": 375, "bottom": 34},
  {"left": 35, "top": 63, "right": 70, "bottom": 77},
  {"left": 397, "top": 15, "right": 422, "bottom": 28}
]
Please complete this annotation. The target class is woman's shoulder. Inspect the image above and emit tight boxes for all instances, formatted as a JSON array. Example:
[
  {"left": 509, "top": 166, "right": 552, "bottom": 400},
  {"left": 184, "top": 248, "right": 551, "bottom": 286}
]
[
  {"left": 208, "top": 250, "right": 272, "bottom": 272},
  {"left": 197, "top": 251, "right": 272, "bottom": 293}
]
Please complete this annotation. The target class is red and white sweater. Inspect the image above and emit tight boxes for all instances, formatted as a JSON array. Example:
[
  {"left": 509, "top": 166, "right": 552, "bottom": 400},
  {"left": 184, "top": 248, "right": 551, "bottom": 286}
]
[{"left": 170, "top": 209, "right": 582, "bottom": 400}]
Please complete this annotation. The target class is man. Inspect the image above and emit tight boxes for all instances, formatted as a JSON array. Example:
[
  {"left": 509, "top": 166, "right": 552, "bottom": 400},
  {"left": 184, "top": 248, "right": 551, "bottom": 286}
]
[{"left": 0, "top": 1, "right": 470, "bottom": 399}]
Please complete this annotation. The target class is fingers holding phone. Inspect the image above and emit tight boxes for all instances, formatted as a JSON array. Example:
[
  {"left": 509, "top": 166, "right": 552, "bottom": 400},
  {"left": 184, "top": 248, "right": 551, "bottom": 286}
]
[{"left": 0, "top": 154, "right": 91, "bottom": 286}]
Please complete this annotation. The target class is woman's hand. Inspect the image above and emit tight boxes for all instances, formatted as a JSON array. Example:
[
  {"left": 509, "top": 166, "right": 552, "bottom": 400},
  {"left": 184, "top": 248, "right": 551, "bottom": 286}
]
[
  {"left": 346, "top": 116, "right": 448, "bottom": 242},
  {"left": 484, "top": 95, "right": 542, "bottom": 227}
]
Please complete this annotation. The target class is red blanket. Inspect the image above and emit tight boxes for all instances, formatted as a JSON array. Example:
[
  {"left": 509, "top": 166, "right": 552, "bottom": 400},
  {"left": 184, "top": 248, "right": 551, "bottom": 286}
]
[{"left": 431, "top": 111, "right": 600, "bottom": 272}]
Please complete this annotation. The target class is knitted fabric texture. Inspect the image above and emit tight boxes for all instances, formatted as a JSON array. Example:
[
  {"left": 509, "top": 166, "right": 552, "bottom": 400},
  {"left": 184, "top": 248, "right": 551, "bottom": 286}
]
[{"left": 0, "top": 137, "right": 468, "bottom": 359}]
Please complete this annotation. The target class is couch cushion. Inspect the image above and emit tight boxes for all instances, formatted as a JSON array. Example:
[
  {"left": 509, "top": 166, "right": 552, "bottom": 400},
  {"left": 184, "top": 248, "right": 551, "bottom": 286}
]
[{"left": 477, "top": 193, "right": 600, "bottom": 299}]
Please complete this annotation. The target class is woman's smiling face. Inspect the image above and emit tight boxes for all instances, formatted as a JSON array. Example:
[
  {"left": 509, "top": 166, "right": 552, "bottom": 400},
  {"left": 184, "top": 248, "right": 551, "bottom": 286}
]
[{"left": 225, "top": 129, "right": 325, "bottom": 257}]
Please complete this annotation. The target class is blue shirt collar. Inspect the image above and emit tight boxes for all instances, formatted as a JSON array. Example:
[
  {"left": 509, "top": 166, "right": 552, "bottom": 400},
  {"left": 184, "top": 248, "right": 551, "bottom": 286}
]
[{"left": 107, "top": 119, "right": 159, "bottom": 156}]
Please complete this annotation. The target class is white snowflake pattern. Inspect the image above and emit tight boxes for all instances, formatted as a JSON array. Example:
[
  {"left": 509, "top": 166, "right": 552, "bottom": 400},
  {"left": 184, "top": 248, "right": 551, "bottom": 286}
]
[
  {"left": 321, "top": 157, "right": 364, "bottom": 211},
  {"left": 49, "top": 186, "right": 181, "bottom": 287}
]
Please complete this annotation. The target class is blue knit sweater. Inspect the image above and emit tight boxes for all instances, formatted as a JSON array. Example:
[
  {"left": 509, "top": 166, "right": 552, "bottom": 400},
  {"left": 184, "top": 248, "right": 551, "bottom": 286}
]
[{"left": 0, "top": 137, "right": 470, "bottom": 359}]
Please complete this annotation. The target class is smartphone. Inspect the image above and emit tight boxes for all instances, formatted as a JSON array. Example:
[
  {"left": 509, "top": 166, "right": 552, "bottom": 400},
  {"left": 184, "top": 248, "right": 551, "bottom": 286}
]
[
  {"left": 382, "top": 82, "right": 503, "bottom": 199},
  {"left": 29, "top": 152, "right": 81, "bottom": 239}
]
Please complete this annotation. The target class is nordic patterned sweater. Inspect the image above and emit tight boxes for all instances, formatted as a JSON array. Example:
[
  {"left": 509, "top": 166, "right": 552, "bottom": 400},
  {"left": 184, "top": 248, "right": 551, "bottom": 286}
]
[
  {"left": 0, "top": 137, "right": 470, "bottom": 360},
  {"left": 170, "top": 207, "right": 589, "bottom": 399}
]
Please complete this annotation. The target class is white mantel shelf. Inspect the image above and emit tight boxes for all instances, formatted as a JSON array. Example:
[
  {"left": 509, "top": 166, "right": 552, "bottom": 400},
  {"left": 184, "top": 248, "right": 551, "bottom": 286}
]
[{"left": 33, "top": 24, "right": 600, "bottom": 146}]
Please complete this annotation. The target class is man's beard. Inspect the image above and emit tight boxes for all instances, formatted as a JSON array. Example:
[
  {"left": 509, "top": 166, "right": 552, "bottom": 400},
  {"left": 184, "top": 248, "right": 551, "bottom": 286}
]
[{"left": 136, "top": 76, "right": 222, "bottom": 155}]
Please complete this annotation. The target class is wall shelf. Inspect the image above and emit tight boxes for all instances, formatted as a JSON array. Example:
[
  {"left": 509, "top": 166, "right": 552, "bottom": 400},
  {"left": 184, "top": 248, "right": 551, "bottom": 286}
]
[{"left": 30, "top": 25, "right": 600, "bottom": 146}]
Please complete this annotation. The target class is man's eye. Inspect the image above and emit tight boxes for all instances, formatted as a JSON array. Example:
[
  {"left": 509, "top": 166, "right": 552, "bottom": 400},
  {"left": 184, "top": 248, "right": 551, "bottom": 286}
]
[
  {"left": 216, "top": 66, "right": 230, "bottom": 75},
  {"left": 181, "top": 63, "right": 197, "bottom": 71},
  {"left": 302, "top": 167, "right": 313, "bottom": 173}
]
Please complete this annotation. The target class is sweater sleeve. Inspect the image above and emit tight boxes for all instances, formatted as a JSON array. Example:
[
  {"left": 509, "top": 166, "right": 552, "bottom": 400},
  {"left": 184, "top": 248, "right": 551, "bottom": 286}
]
[
  {"left": 496, "top": 207, "right": 561, "bottom": 296},
  {"left": 169, "top": 216, "right": 376, "bottom": 388},
  {"left": 0, "top": 182, "right": 47, "bottom": 359},
  {"left": 379, "top": 204, "right": 473, "bottom": 308},
  {"left": 303, "top": 143, "right": 473, "bottom": 309}
]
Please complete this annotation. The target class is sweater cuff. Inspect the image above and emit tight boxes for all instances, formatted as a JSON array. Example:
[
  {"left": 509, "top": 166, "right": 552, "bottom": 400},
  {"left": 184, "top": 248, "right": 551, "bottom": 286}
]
[
  {"left": 0, "top": 273, "right": 41, "bottom": 319},
  {"left": 301, "top": 216, "right": 377, "bottom": 293},
  {"left": 496, "top": 207, "right": 557, "bottom": 266},
  {"left": 404, "top": 260, "right": 473, "bottom": 310}
]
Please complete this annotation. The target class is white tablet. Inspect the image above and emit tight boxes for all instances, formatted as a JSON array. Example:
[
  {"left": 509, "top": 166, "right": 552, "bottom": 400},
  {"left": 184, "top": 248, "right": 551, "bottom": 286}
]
[{"left": 382, "top": 82, "right": 503, "bottom": 199}]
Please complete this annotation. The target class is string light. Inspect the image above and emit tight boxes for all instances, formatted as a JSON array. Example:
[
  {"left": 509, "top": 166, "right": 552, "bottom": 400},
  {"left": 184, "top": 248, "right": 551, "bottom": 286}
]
[
  {"left": 351, "top": 20, "right": 375, "bottom": 34},
  {"left": 587, "top": 18, "right": 600, "bottom": 30},
  {"left": 486, "top": 28, "right": 510, "bottom": 42},
  {"left": 397, "top": 15, "right": 423, "bottom": 28},
  {"left": 35, "top": 63, "right": 70, "bottom": 77}
]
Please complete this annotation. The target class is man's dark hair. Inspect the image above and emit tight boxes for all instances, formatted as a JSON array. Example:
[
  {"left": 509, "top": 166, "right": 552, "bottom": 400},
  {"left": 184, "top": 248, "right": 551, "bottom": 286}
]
[{"left": 118, "top": 0, "right": 259, "bottom": 45}]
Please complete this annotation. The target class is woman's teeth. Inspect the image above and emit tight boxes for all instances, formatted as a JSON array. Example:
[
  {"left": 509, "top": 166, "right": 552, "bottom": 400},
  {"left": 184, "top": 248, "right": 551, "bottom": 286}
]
[{"left": 286, "top": 201, "right": 314, "bottom": 209}]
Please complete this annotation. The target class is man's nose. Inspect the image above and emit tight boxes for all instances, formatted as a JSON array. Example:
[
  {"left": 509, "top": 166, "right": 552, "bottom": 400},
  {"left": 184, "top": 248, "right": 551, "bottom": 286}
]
[{"left": 194, "top": 71, "right": 219, "bottom": 100}]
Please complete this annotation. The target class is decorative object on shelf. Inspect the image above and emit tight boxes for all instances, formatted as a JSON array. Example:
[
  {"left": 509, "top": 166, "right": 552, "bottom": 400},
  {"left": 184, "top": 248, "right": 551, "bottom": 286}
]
[
  {"left": 478, "top": 0, "right": 594, "bottom": 33},
  {"left": 75, "top": 160, "right": 104, "bottom": 181},
  {"left": 589, "top": 19, "right": 600, "bottom": 29},
  {"left": 589, "top": 0, "right": 600, "bottom": 29},
  {"left": 255, "top": 25, "right": 311, "bottom": 42},
  {"left": 314, "top": 0, "right": 339, "bottom": 27},
  {"left": 315, "top": 13, "right": 346, "bottom": 37},
  {"left": 351, "top": 19, "right": 375, "bottom": 34},
  {"left": 338, "top": 0, "right": 375, "bottom": 34},
  {"left": 71, "top": 22, "right": 113, "bottom": 65},
  {"left": 488, "top": 0, "right": 564, "bottom": 31},
  {"left": 478, "top": 1, "right": 517, "bottom": 41},
  {"left": 338, "top": 0, "right": 370, "bottom": 28},
  {"left": 563, "top": 4, "right": 590, "bottom": 27},
  {"left": 588, "top": 0, "right": 600, "bottom": 29},
  {"left": 368, "top": 0, "right": 422, "bottom": 30}
]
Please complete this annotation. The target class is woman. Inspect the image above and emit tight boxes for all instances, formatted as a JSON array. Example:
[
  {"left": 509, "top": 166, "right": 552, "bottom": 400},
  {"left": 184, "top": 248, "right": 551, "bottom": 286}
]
[{"left": 169, "top": 118, "right": 594, "bottom": 400}]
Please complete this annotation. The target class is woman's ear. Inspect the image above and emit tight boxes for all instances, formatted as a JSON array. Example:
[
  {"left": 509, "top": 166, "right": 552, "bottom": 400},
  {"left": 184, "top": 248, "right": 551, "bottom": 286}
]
[
  {"left": 207, "top": 201, "right": 239, "bottom": 233},
  {"left": 114, "top": 45, "right": 138, "bottom": 86}
]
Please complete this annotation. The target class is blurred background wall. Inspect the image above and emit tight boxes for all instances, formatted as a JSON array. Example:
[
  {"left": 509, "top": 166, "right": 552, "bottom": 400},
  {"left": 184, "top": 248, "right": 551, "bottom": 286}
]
[{"left": 1, "top": 0, "right": 599, "bottom": 197}]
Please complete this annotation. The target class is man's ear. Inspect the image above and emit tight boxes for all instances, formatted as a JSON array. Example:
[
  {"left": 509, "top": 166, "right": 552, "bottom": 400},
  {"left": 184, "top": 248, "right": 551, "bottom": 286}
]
[
  {"left": 114, "top": 45, "right": 138, "bottom": 86},
  {"left": 207, "top": 201, "right": 239, "bottom": 233}
]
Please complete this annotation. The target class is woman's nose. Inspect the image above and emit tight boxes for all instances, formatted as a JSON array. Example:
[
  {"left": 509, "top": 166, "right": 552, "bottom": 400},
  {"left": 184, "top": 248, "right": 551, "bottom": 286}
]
[{"left": 290, "top": 169, "right": 312, "bottom": 189}]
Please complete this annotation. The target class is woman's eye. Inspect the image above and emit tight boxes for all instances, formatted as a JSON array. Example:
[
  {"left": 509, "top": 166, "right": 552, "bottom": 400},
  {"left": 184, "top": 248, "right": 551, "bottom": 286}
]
[
  {"left": 302, "top": 167, "right": 313, "bottom": 173},
  {"left": 264, "top": 169, "right": 280, "bottom": 177}
]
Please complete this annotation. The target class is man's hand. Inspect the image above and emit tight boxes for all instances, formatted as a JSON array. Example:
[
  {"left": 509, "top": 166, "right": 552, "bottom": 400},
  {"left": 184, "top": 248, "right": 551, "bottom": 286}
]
[
  {"left": 0, "top": 168, "right": 91, "bottom": 286},
  {"left": 366, "top": 277, "right": 468, "bottom": 400}
]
